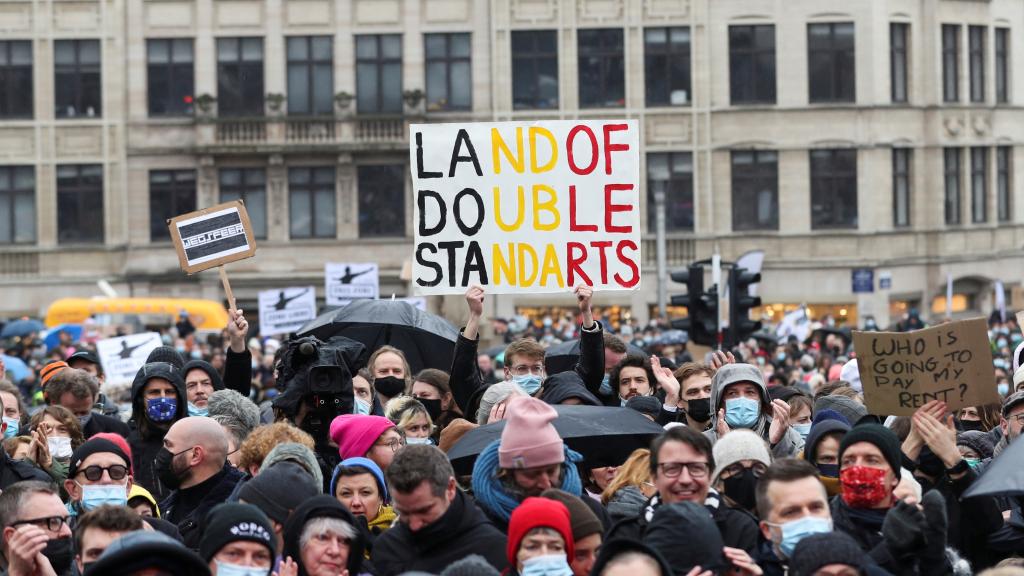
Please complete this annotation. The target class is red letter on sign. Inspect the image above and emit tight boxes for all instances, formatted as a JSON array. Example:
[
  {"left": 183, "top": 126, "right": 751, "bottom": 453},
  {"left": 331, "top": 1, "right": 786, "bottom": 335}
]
[
  {"left": 602, "top": 123, "right": 629, "bottom": 175},
  {"left": 604, "top": 184, "right": 634, "bottom": 233},
  {"left": 567, "top": 125, "right": 599, "bottom": 175},
  {"left": 569, "top": 185, "right": 598, "bottom": 232},
  {"left": 614, "top": 240, "right": 640, "bottom": 288},
  {"left": 566, "top": 242, "right": 592, "bottom": 286}
]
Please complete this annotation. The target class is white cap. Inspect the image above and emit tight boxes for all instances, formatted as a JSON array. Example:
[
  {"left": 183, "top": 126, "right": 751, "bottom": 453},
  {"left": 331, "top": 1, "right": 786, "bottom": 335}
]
[{"left": 840, "top": 358, "right": 862, "bottom": 392}]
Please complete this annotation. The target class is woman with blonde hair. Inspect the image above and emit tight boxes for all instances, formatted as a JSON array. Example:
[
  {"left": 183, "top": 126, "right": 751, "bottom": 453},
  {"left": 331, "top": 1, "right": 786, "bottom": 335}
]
[
  {"left": 601, "top": 448, "right": 656, "bottom": 524},
  {"left": 384, "top": 396, "right": 436, "bottom": 445}
]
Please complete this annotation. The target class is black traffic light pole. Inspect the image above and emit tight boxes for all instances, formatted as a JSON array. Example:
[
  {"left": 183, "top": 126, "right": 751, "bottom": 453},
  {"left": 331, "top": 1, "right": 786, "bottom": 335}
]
[{"left": 670, "top": 260, "right": 762, "bottom": 350}]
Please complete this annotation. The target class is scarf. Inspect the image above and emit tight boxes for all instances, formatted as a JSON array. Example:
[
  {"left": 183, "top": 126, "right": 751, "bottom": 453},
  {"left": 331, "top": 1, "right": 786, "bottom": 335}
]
[{"left": 471, "top": 439, "right": 583, "bottom": 524}]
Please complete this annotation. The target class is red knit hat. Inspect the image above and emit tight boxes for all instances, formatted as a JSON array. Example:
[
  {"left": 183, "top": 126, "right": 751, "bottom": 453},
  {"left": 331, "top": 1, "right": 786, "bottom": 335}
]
[
  {"left": 499, "top": 396, "right": 563, "bottom": 470},
  {"left": 507, "top": 497, "right": 575, "bottom": 568},
  {"left": 329, "top": 414, "right": 396, "bottom": 460},
  {"left": 92, "top": 433, "right": 134, "bottom": 474}
]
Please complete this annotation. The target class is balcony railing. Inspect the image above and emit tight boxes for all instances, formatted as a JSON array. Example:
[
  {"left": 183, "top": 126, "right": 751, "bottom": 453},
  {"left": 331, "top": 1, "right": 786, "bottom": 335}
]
[
  {"left": 196, "top": 115, "right": 411, "bottom": 149},
  {"left": 642, "top": 237, "right": 696, "bottom": 268}
]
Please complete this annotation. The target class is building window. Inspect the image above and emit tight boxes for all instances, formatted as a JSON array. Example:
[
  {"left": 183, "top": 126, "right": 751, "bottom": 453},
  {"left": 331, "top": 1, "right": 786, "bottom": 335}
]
[
  {"left": 289, "top": 167, "right": 336, "bottom": 239},
  {"left": 644, "top": 27, "right": 690, "bottom": 106},
  {"left": 54, "top": 40, "right": 101, "bottom": 118},
  {"left": 731, "top": 151, "right": 778, "bottom": 231},
  {"left": 807, "top": 23, "right": 855, "bottom": 103},
  {"left": 647, "top": 152, "right": 693, "bottom": 233},
  {"left": 219, "top": 168, "right": 267, "bottom": 238},
  {"left": 356, "top": 34, "right": 402, "bottom": 114},
  {"left": 147, "top": 39, "right": 194, "bottom": 117},
  {"left": 149, "top": 170, "right": 196, "bottom": 241},
  {"left": 357, "top": 165, "right": 405, "bottom": 238},
  {"left": 970, "top": 147, "right": 988, "bottom": 223},
  {"left": 729, "top": 25, "right": 776, "bottom": 105},
  {"left": 969, "top": 26, "right": 985, "bottom": 103},
  {"left": 997, "top": 146, "right": 1012, "bottom": 222},
  {"left": 56, "top": 164, "right": 103, "bottom": 244},
  {"left": 512, "top": 30, "right": 559, "bottom": 110},
  {"left": 217, "top": 38, "right": 264, "bottom": 116},
  {"left": 0, "top": 166, "right": 35, "bottom": 244},
  {"left": 425, "top": 33, "right": 471, "bottom": 111},
  {"left": 890, "top": 23, "right": 908, "bottom": 103},
  {"left": 810, "top": 149, "right": 858, "bottom": 229},
  {"left": 942, "top": 25, "right": 960, "bottom": 103},
  {"left": 996, "top": 28, "right": 1009, "bottom": 104},
  {"left": 0, "top": 41, "right": 33, "bottom": 119},
  {"left": 892, "top": 148, "right": 911, "bottom": 228},
  {"left": 944, "top": 148, "right": 962, "bottom": 225},
  {"left": 287, "top": 36, "right": 333, "bottom": 116},
  {"left": 578, "top": 29, "right": 624, "bottom": 108}
]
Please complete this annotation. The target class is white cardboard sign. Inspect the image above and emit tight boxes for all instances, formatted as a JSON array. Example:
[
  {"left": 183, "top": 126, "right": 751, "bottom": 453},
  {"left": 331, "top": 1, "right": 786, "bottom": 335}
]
[
  {"left": 325, "top": 262, "right": 379, "bottom": 307},
  {"left": 258, "top": 287, "right": 317, "bottom": 336},
  {"left": 96, "top": 332, "right": 163, "bottom": 384}
]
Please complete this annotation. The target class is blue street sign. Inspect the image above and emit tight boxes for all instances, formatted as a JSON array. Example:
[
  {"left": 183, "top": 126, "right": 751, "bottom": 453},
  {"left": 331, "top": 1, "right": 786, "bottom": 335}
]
[{"left": 852, "top": 268, "right": 874, "bottom": 293}]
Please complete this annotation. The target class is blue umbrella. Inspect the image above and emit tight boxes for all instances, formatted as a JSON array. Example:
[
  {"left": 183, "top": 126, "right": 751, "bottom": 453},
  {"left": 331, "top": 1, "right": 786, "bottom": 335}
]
[
  {"left": 1, "top": 355, "right": 31, "bottom": 383},
  {"left": 43, "top": 324, "right": 83, "bottom": 352},
  {"left": 0, "top": 319, "right": 46, "bottom": 339}
]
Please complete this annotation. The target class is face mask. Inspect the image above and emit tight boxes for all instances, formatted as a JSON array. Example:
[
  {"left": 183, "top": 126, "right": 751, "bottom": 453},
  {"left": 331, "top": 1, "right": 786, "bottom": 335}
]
[
  {"left": 2, "top": 417, "right": 19, "bottom": 439},
  {"left": 997, "top": 341, "right": 1009, "bottom": 351},
  {"left": 513, "top": 374, "right": 543, "bottom": 395},
  {"left": 146, "top": 397, "right": 178, "bottom": 422},
  {"left": 776, "top": 353, "right": 787, "bottom": 363},
  {"left": 599, "top": 373, "right": 612, "bottom": 396},
  {"left": 187, "top": 403, "right": 208, "bottom": 417},
  {"left": 374, "top": 376, "right": 406, "bottom": 398},
  {"left": 406, "top": 437, "right": 433, "bottom": 445},
  {"left": 190, "top": 350, "right": 203, "bottom": 360},
  {"left": 840, "top": 465, "right": 890, "bottom": 509},
  {"left": 419, "top": 397, "right": 443, "bottom": 422},
  {"left": 816, "top": 463, "right": 839, "bottom": 478},
  {"left": 215, "top": 560, "right": 269, "bottom": 576},
  {"left": 998, "top": 383, "right": 1010, "bottom": 396},
  {"left": 722, "top": 467, "right": 758, "bottom": 511},
  {"left": 43, "top": 537, "right": 74, "bottom": 575},
  {"left": 175, "top": 345, "right": 186, "bottom": 354},
  {"left": 153, "top": 446, "right": 190, "bottom": 491},
  {"left": 354, "top": 397, "right": 371, "bottom": 415},
  {"left": 77, "top": 412, "right": 93, "bottom": 428},
  {"left": 959, "top": 419, "right": 984, "bottom": 432},
  {"left": 771, "top": 515, "right": 833, "bottom": 558},
  {"left": 724, "top": 397, "right": 760, "bottom": 428},
  {"left": 520, "top": 554, "right": 574, "bottom": 576},
  {"left": 686, "top": 397, "right": 711, "bottom": 423},
  {"left": 47, "top": 436, "right": 73, "bottom": 459},
  {"left": 793, "top": 423, "right": 812, "bottom": 440},
  {"left": 79, "top": 482, "right": 128, "bottom": 511}
]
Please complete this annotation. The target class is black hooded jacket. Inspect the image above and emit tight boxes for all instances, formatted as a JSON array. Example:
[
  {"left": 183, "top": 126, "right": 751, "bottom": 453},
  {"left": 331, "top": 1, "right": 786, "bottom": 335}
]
[
  {"left": 181, "top": 358, "right": 251, "bottom": 401},
  {"left": 539, "top": 372, "right": 601, "bottom": 406},
  {"left": 283, "top": 495, "right": 366, "bottom": 576},
  {"left": 644, "top": 502, "right": 730, "bottom": 576},
  {"left": 126, "top": 362, "right": 187, "bottom": 502},
  {"left": 160, "top": 462, "right": 244, "bottom": 551},
  {"left": 592, "top": 539, "right": 672, "bottom": 576},
  {"left": 371, "top": 490, "right": 507, "bottom": 576}
]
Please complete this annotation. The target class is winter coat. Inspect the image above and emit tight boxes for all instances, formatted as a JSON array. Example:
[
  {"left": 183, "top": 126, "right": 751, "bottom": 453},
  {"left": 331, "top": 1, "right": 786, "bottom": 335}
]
[
  {"left": 829, "top": 496, "right": 908, "bottom": 576},
  {"left": 915, "top": 467, "right": 1003, "bottom": 570},
  {"left": 159, "top": 462, "right": 245, "bottom": 551},
  {"left": 126, "top": 363, "right": 187, "bottom": 502},
  {"left": 0, "top": 450, "right": 52, "bottom": 492},
  {"left": 81, "top": 412, "right": 131, "bottom": 439},
  {"left": 605, "top": 486, "right": 648, "bottom": 525},
  {"left": 702, "top": 366, "right": 802, "bottom": 458},
  {"left": 181, "top": 354, "right": 251, "bottom": 402}
]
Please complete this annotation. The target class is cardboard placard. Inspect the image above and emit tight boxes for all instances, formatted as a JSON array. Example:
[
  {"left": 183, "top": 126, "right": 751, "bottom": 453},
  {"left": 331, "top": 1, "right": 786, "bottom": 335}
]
[
  {"left": 168, "top": 200, "right": 257, "bottom": 275},
  {"left": 96, "top": 332, "right": 163, "bottom": 385},
  {"left": 409, "top": 120, "right": 641, "bottom": 295},
  {"left": 325, "top": 262, "right": 379, "bottom": 307},
  {"left": 258, "top": 287, "right": 317, "bottom": 336},
  {"left": 853, "top": 318, "right": 1000, "bottom": 416}
]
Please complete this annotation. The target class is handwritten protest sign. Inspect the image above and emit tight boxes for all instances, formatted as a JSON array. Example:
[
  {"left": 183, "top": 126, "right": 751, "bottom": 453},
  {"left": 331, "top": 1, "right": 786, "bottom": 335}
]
[
  {"left": 409, "top": 120, "right": 641, "bottom": 295},
  {"left": 853, "top": 318, "right": 999, "bottom": 416},
  {"left": 258, "top": 287, "right": 317, "bottom": 336},
  {"left": 96, "top": 332, "right": 163, "bottom": 385},
  {"left": 325, "top": 262, "right": 379, "bottom": 307}
]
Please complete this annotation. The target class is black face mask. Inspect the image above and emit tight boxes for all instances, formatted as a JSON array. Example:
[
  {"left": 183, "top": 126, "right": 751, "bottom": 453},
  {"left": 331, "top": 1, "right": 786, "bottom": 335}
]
[
  {"left": 958, "top": 419, "right": 984, "bottom": 432},
  {"left": 43, "top": 537, "right": 73, "bottom": 575},
  {"left": 154, "top": 446, "right": 188, "bottom": 491},
  {"left": 723, "top": 468, "right": 758, "bottom": 511},
  {"left": 419, "top": 397, "right": 444, "bottom": 422},
  {"left": 374, "top": 376, "right": 406, "bottom": 398},
  {"left": 686, "top": 397, "right": 711, "bottom": 423}
]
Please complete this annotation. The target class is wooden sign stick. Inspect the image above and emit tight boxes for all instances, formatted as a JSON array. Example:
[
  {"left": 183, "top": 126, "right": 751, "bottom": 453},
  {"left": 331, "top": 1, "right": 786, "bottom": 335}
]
[{"left": 219, "top": 266, "right": 237, "bottom": 313}]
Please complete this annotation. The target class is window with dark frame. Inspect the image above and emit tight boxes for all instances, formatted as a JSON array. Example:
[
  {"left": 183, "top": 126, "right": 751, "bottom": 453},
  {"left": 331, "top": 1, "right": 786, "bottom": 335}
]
[
  {"left": 56, "top": 164, "right": 104, "bottom": 244},
  {"left": 644, "top": 27, "right": 690, "bottom": 106},
  {"left": 970, "top": 147, "right": 988, "bottom": 223},
  {"left": 729, "top": 25, "right": 776, "bottom": 104},
  {"left": 997, "top": 146, "right": 1011, "bottom": 222},
  {"left": 942, "top": 25, "right": 960, "bottom": 103},
  {"left": 810, "top": 149, "right": 858, "bottom": 229},
  {"left": 54, "top": 40, "right": 101, "bottom": 119},
  {"left": 807, "top": 23, "right": 855, "bottom": 103},
  {"left": 892, "top": 148, "right": 911, "bottom": 228},
  {"left": 147, "top": 39, "right": 194, "bottom": 117},
  {"left": 356, "top": 34, "right": 402, "bottom": 114},
  {"left": 219, "top": 168, "right": 267, "bottom": 238},
  {"left": 149, "top": 170, "right": 196, "bottom": 241},
  {"left": 969, "top": 26, "right": 985, "bottom": 103},
  {"left": 578, "top": 29, "right": 625, "bottom": 108},
  {"left": 287, "top": 36, "right": 333, "bottom": 116},
  {"left": 890, "top": 23, "right": 908, "bottom": 103},
  {"left": 425, "top": 33, "right": 471, "bottom": 112},
  {"left": 512, "top": 30, "right": 559, "bottom": 110},
  {"left": 0, "top": 166, "right": 35, "bottom": 244},
  {"left": 731, "top": 150, "right": 778, "bottom": 231},
  {"left": 647, "top": 152, "right": 693, "bottom": 233},
  {"left": 996, "top": 28, "right": 1009, "bottom": 104},
  {"left": 217, "top": 37, "right": 264, "bottom": 117},
  {"left": 357, "top": 165, "right": 405, "bottom": 238},
  {"left": 0, "top": 41, "right": 33, "bottom": 119},
  {"left": 289, "top": 167, "right": 336, "bottom": 239},
  {"left": 944, "top": 148, "right": 962, "bottom": 225}
]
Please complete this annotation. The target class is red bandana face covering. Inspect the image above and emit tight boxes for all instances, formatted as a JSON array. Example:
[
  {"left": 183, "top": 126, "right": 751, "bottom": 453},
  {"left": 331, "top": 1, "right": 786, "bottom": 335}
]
[{"left": 840, "top": 465, "right": 890, "bottom": 508}]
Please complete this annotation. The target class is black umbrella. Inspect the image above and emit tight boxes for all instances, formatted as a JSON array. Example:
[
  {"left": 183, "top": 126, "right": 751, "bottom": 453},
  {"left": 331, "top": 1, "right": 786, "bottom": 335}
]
[
  {"left": 964, "top": 436, "right": 1024, "bottom": 498},
  {"left": 544, "top": 339, "right": 647, "bottom": 374},
  {"left": 447, "top": 404, "right": 665, "bottom": 474},
  {"left": 297, "top": 299, "right": 459, "bottom": 373}
]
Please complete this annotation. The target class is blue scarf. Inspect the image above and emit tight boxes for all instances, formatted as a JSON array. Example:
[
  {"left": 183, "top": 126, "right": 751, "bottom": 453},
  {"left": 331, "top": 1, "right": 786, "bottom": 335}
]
[{"left": 471, "top": 439, "right": 583, "bottom": 524}]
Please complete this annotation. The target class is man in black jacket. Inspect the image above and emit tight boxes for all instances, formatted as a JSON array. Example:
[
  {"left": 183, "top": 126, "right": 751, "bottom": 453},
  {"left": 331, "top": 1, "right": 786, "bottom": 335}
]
[
  {"left": 45, "top": 368, "right": 131, "bottom": 439},
  {"left": 373, "top": 445, "right": 507, "bottom": 576},
  {"left": 127, "top": 362, "right": 188, "bottom": 502}
]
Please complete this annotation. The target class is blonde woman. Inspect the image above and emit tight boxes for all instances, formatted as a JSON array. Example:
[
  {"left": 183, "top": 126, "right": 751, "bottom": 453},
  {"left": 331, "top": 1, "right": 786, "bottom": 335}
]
[
  {"left": 384, "top": 395, "right": 436, "bottom": 445},
  {"left": 601, "top": 448, "right": 656, "bottom": 524}
]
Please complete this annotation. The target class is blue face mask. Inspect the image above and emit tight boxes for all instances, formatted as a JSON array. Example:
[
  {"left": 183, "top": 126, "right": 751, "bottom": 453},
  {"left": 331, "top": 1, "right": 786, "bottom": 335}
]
[
  {"left": 354, "top": 397, "right": 371, "bottom": 415},
  {"left": 772, "top": 515, "right": 833, "bottom": 558},
  {"left": 406, "top": 437, "right": 433, "bottom": 445},
  {"left": 187, "top": 403, "right": 208, "bottom": 417},
  {"left": 776, "top": 353, "right": 787, "bottom": 363},
  {"left": 2, "top": 417, "right": 19, "bottom": 439},
  {"left": 998, "top": 382, "right": 1010, "bottom": 396},
  {"left": 724, "top": 397, "right": 760, "bottom": 428},
  {"left": 793, "top": 423, "right": 811, "bottom": 440},
  {"left": 79, "top": 483, "right": 128, "bottom": 511},
  {"left": 146, "top": 397, "right": 178, "bottom": 422},
  {"left": 513, "top": 374, "right": 543, "bottom": 395},
  {"left": 599, "top": 373, "right": 612, "bottom": 396},
  {"left": 214, "top": 561, "right": 269, "bottom": 576},
  {"left": 520, "top": 554, "right": 574, "bottom": 576}
]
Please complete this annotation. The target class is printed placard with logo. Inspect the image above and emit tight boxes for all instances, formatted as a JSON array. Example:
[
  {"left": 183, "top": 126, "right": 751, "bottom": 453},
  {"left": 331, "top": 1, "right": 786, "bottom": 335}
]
[
  {"left": 96, "top": 332, "right": 163, "bottom": 384},
  {"left": 259, "top": 287, "right": 318, "bottom": 336}
]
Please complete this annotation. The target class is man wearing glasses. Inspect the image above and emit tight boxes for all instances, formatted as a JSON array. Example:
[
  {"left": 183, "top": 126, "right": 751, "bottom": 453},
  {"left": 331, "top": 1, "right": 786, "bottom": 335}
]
[
  {"left": 63, "top": 437, "right": 134, "bottom": 520},
  {"left": 0, "top": 481, "right": 74, "bottom": 575}
]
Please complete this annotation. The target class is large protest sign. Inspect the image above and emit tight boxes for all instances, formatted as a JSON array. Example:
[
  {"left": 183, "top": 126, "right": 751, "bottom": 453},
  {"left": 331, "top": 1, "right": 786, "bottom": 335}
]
[
  {"left": 96, "top": 332, "right": 163, "bottom": 384},
  {"left": 258, "top": 287, "right": 317, "bottom": 336},
  {"left": 853, "top": 318, "right": 999, "bottom": 416},
  {"left": 325, "top": 262, "right": 379, "bottom": 307},
  {"left": 410, "top": 120, "right": 641, "bottom": 295}
]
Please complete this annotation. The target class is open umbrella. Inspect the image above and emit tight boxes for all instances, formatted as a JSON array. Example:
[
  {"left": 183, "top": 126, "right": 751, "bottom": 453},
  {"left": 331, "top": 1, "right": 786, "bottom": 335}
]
[
  {"left": 0, "top": 319, "right": 45, "bottom": 339},
  {"left": 447, "top": 404, "right": 665, "bottom": 474},
  {"left": 297, "top": 299, "right": 459, "bottom": 373},
  {"left": 964, "top": 436, "right": 1024, "bottom": 498},
  {"left": 0, "top": 355, "right": 31, "bottom": 383},
  {"left": 43, "top": 324, "right": 83, "bottom": 352},
  {"left": 544, "top": 339, "right": 647, "bottom": 374}
]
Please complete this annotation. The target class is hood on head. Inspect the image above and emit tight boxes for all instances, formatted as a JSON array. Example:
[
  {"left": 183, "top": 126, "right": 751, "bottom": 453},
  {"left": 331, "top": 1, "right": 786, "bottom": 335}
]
[
  {"left": 130, "top": 362, "right": 187, "bottom": 423},
  {"left": 181, "top": 360, "right": 225, "bottom": 392},
  {"left": 709, "top": 363, "right": 769, "bottom": 424},
  {"left": 539, "top": 372, "right": 601, "bottom": 406},
  {"left": 282, "top": 495, "right": 364, "bottom": 576}
]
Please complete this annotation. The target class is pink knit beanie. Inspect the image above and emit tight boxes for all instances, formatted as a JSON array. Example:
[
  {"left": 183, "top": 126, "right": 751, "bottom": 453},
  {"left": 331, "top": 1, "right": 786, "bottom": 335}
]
[
  {"left": 498, "top": 396, "right": 564, "bottom": 469},
  {"left": 329, "top": 414, "right": 396, "bottom": 459}
]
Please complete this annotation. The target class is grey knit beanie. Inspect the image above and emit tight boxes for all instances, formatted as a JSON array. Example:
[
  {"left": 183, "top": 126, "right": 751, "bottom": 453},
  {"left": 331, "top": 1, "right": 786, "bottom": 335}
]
[
  {"left": 813, "top": 394, "right": 868, "bottom": 427},
  {"left": 710, "top": 429, "right": 771, "bottom": 485},
  {"left": 261, "top": 442, "right": 324, "bottom": 493},
  {"left": 476, "top": 381, "right": 526, "bottom": 424}
]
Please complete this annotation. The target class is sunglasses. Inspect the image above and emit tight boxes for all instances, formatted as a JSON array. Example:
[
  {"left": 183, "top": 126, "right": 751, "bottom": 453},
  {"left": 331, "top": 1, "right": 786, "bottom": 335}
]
[{"left": 77, "top": 464, "right": 129, "bottom": 482}]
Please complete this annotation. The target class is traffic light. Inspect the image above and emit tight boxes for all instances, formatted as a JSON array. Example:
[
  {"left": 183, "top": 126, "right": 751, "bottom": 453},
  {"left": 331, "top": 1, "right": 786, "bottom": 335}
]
[
  {"left": 728, "top": 266, "right": 762, "bottom": 346},
  {"left": 670, "top": 264, "right": 719, "bottom": 346}
]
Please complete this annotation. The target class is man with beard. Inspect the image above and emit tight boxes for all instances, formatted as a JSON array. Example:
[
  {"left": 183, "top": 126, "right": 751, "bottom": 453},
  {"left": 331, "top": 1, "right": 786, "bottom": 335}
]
[{"left": 0, "top": 481, "right": 74, "bottom": 576}]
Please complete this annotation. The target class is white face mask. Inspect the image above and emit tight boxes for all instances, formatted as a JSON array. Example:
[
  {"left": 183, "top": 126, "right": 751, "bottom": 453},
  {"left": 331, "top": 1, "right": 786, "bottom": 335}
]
[{"left": 47, "top": 436, "right": 73, "bottom": 459}]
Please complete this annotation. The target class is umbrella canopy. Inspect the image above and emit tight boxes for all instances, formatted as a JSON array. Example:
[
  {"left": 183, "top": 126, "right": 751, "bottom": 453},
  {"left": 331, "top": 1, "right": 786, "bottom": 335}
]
[
  {"left": 43, "top": 324, "right": 83, "bottom": 352},
  {"left": 654, "top": 330, "right": 688, "bottom": 346},
  {"left": 544, "top": 338, "right": 647, "bottom": 374},
  {"left": 1, "top": 319, "right": 46, "bottom": 339},
  {"left": 447, "top": 404, "right": 665, "bottom": 474},
  {"left": 297, "top": 299, "right": 459, "bottom": 373},
  {"left": 964, "top": 436, "right": 1024, "bottom": 498},
  {"left": 0, "top": 355, "right": 31, "bottom": 383}
]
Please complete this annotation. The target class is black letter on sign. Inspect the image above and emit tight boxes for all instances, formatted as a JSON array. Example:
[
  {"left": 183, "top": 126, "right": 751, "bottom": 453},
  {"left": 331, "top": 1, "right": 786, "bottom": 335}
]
[
  {"left": 449, "top": 129, "right": 483, "bottom": 177},
  {"left": 438, "top": 241, "right": 465, "bottom": 288},
  {"left": 452, "top": 188, "right": 484, "bottom": 236},
  {"left": 463, "top": 241, "right": 488, "bottom": 287},
  {"left": 418, "top": 190, "right": 446, "bottom": 236},
  {"left": 415, "top": 244, "right": 442, "bottom": 287},
  {"left": 416, "top": 132, "right": 442, "bottom": 179}
]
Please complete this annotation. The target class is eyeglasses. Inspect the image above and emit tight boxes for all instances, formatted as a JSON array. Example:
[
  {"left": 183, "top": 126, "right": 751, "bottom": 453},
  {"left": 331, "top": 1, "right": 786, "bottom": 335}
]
[
  {"left": 11, "top": 515, "right": 70, "bottom": 532},
  {"left": 375, "top": 438, "right": 405, "bottom": 452},
  {"left": 509, "top": 364, "right": 545, "bottom": 376},
  {"left": 721, "top": 461, "right": 768, "bottom": 479},
  {"left": 78, "top": 464, "right": 129, "bottom": 482},
  {"left": 1010, "top": 413, "right": 1024, "bottom": 425},
  {"left": 657, "top": 461, "right": 710, "bottom": 479}
]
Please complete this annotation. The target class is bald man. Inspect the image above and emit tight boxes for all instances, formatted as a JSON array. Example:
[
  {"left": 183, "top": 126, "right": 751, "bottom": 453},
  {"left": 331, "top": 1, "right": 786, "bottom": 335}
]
[{"left": 157, "top": 416, "right": 245, "bottom": 551}]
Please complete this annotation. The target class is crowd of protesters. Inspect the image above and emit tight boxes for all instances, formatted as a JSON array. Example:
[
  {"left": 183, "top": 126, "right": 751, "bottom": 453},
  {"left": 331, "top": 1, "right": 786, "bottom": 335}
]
[{"left": 0, "top": 286, "right": 1021, "bottom": 576}]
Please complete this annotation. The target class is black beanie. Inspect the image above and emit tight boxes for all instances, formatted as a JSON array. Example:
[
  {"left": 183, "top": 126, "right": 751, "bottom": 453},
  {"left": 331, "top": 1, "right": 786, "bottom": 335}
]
[
  {"left": 68, "top": 438, "right": 131, "bottom": 478},
  {"left": 146, "top": 346, "right": 185, "bottom": 370},
  {"left": 789, "top": 532, "right": 865, "bottom": 576},
  {"left": 199, "top": 503, "right": 276, "bottom": 563},
  {"left": 838, "top": 423, "right": 902, "bottom": 480}
]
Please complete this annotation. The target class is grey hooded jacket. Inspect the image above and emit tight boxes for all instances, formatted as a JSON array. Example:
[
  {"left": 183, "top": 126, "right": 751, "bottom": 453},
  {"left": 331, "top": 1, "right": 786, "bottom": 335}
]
[{"left": 702, "top": 363, "right": 803, "bottom": 457}]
